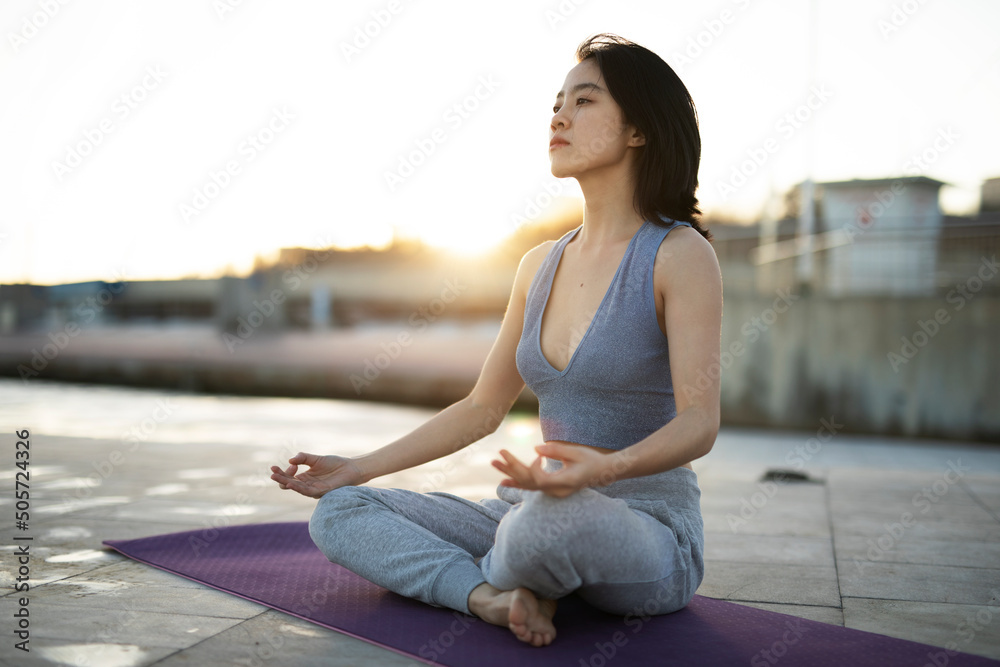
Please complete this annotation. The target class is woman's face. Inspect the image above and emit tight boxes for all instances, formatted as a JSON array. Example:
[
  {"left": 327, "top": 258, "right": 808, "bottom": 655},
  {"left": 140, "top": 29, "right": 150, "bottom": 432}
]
[{"left": 549, "top": 58, "right": 644, "bottom": 180}]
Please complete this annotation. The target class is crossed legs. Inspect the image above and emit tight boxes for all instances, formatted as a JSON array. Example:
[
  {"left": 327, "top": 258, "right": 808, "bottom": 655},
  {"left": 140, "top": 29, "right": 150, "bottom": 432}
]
[{"left": 308, "top": 483, "right": 700, "bottom": 646}]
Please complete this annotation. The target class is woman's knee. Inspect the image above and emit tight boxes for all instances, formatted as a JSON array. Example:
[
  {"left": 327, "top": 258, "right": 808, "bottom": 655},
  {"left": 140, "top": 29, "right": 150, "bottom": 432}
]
[
  {"left": 492, "top": 491, "right": 603, "bottom": 572},
  {"left": 308, "top": 485, "right": 371, "bottom": 551}
]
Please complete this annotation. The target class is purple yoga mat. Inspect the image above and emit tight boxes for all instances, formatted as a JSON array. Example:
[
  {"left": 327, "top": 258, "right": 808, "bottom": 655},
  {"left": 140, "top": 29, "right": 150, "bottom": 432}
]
[{"left": 103, "top": 522, "right": 998, "bottom": 667}]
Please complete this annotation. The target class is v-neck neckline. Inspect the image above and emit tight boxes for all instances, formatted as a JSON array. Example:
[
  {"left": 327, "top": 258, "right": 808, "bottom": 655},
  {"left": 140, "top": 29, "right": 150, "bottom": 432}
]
[{"left": 536, "top": 220, "right": 649, "bottom": 375}]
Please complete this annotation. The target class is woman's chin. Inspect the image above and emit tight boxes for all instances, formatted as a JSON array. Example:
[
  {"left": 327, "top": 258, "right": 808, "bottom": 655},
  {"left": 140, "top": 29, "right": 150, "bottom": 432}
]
[{"left": 549, "top": 163, "right": 577, "bottom": 179}]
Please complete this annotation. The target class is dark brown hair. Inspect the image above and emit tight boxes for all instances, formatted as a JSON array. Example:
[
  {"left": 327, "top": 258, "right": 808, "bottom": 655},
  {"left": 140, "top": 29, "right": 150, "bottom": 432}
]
[{"left": 576, "top": 33, "right": 712, "bottom": 241}]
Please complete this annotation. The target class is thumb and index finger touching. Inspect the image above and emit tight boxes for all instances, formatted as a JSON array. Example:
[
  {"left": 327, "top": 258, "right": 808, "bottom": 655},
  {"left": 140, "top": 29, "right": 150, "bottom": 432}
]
[{"left": 287, "top": 451, "right": 322, "bottom": 466}]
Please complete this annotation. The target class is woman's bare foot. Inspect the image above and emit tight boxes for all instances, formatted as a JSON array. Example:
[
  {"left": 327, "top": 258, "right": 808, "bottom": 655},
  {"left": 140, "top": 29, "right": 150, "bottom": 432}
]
[{"left": 468, "top": 582, "right": 558, "bottom": 646}]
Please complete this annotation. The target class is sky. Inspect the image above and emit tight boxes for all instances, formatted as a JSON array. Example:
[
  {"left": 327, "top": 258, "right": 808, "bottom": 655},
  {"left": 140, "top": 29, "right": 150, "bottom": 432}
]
[{"left": 1, "top": 0, "right": 998, "bottom": 285}]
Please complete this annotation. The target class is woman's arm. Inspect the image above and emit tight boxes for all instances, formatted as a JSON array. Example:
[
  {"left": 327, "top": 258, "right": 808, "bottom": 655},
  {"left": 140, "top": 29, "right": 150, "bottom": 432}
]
[
  {"left": 602, "top": 226, "right": 723, "bottom": 480},
  {"left": 350, "top": 244, "right": 551, "bottom": 484}
]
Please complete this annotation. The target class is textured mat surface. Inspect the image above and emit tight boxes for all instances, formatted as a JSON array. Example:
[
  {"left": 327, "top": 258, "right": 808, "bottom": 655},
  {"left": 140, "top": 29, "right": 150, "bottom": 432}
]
[{"left": 103, "top": 522, "right": 999, "bottom": 666}]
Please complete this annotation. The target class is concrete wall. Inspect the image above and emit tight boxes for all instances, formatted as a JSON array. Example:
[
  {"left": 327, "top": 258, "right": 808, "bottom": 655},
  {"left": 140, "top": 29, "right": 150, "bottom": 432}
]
[{"left": 718, "top": 289, "right": 1000, "bottom": 441}]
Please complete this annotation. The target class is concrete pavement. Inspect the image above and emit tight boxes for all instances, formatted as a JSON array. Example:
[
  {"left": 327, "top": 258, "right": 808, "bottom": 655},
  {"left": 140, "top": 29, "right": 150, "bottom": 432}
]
[{"left": 1, "top": 391, "right": 999, "bottom": 665}]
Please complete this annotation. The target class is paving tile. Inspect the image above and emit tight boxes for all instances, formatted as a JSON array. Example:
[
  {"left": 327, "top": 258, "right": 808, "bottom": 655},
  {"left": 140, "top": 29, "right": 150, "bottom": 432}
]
[
  {"left": 151, "top": 607, "right": 425, "bottom": 667},
  {"left": 827, "top": 466, "right": 982, "bottom": 489},
  {"left": 4, "top": 639, "right": 177, "bottom": 667},
  {"left": 67, "top": 558, "right": 217, "bottom": 589},
  {"left": 698, "top": 561, "right": 841, "bottom": 607},
  {"left": 67, "top": 497, "right": 291, "bottom": 524},
  {"left": 30, "top": 573, "right": 264, "bottom": 619},
  {"left": 831, "top": 512, "right": 1000, "bottom": 542},
  {"left": 704, "top": 532, "right": 835, "bottom": 567},
  {"left": 830, "top": 497, "right": 997, "bottom": 523},
  {"left": 835, "top": 534, "right": 1000, "bottom": 569},
  {"left": 27, "top": 517, "right": 208, "bottom": 548},
  {"left": 842, "top": 596, "right": 1000, "bottom": 660},
  {"left": 960, "top": 478, "right": 1000, "bottom": 516},
  {"left": 725, "top": 600, "right": 845, "bottom": 626},
  {"left": 0, "top": 598, "right": 250, "bottom": 649},
  {"left": 838, "top": 561, "right": 1000, "bottom": 605},
  {"left": 0, "top": 541, "right": 123, "bottom": 589},
  {"left": 702, "top": 502, "right": 831, "bottom": 539}
]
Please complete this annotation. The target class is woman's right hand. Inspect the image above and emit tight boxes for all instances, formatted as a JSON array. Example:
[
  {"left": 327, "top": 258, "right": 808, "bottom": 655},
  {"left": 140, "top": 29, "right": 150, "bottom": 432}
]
[{"left": 270, "top": 452, "right": 367, "bottom": 499}]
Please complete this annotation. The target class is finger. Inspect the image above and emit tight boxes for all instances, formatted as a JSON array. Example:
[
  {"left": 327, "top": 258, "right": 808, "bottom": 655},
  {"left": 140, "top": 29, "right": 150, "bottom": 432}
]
[
  {"left": 502, "top": 466, "right": 536, "bottom": 490},
  {"left": 493, "top": 458, "right": 528, "bottom": 488},
  {"left": 283, "top": 478, "right": 314, "bottom": 496},
  {"left": 499, "top": 450, "right": 531, "bottom": 473},
  {"left": 536, "top": 442, "right": 575, "bottom": 462},
  {"left": 491, "top": 460, "right": 512, "bottom": 478},
  {"left": 289, "top": 452, "right": 318, "bottom": 467},
  {"left": 269, "top": 471, "right": 289, "bottom": 489}
]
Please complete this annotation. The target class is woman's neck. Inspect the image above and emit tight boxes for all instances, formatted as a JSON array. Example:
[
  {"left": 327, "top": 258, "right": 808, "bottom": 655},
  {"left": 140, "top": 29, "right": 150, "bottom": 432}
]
[{"left": 573, "top": 159, "right": 645, "bottom": 248}]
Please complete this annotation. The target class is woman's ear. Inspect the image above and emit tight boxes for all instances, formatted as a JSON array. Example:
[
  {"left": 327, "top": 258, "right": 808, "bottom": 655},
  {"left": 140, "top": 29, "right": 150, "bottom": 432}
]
[{"left": 628, "top": 126, "right": 646, "bottom": 147}]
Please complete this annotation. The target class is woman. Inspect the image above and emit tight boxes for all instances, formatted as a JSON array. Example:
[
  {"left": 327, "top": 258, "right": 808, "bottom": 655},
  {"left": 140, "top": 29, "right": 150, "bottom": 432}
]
[{"left": 270, "top": 33, "right": 722, "bottom": 648}]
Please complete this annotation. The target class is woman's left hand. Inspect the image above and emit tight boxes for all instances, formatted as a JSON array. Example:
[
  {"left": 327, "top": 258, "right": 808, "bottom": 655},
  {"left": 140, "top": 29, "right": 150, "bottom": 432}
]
[{"left": 492, "top": 441, "right": 614, "bottom": 498}]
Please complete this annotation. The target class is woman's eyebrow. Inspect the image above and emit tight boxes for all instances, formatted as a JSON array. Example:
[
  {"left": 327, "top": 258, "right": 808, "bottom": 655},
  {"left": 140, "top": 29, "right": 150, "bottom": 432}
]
[{"left": 555, "top": 82, "right": 605, "bottom": 99}]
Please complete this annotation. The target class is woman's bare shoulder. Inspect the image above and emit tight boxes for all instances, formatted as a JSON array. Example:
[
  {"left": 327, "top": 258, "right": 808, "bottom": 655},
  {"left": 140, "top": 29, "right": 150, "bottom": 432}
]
[
  {"left": 512, "top": 240, "right": 558, "bottom": 297},
  {"left": 653, "top": 226, "right": 722, "bottom": 291},
  {"left": 654, "top": 225, "right": 718, "bottom": 270}
]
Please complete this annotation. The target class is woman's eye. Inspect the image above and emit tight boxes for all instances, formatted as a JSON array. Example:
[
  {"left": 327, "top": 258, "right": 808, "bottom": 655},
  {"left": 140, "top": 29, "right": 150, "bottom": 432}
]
[{"left": 553, "top": 98, "right": 591, "bottom": 113}]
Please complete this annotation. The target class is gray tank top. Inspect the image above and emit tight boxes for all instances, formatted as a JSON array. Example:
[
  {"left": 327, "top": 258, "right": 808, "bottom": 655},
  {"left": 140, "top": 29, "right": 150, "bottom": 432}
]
[{"left": 516, "top": 217, "right": 693, "bottom": 450}]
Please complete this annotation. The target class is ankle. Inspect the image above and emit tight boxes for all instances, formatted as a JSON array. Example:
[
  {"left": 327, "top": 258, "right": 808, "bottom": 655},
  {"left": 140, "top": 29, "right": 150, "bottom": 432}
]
[{"left": 468, "top": 582, "right": 502, "bottom": 613}]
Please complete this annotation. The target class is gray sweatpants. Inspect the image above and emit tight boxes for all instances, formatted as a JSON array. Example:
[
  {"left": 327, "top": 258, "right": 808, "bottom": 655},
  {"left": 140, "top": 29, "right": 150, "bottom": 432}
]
[{"left": 308, "top": 458, "right": 704, "bottom": 617}]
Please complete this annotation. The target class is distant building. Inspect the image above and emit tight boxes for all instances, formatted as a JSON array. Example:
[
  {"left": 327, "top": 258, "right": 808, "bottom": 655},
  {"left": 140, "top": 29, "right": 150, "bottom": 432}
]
[
  {"left": 743, "top": 175, "right": 1000, "bottom": 297},
  {"left": 981, "top": 176, "right": 1000, "bottom": 213},
  {"left": 817, "top": 176, "right": 946, "bottom": 296}
]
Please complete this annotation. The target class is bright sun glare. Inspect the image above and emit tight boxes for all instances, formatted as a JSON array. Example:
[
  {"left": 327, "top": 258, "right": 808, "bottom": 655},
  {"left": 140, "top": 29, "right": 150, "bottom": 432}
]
[{"left": 414, "top": 225, "right": 512, "bottom": 258}]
